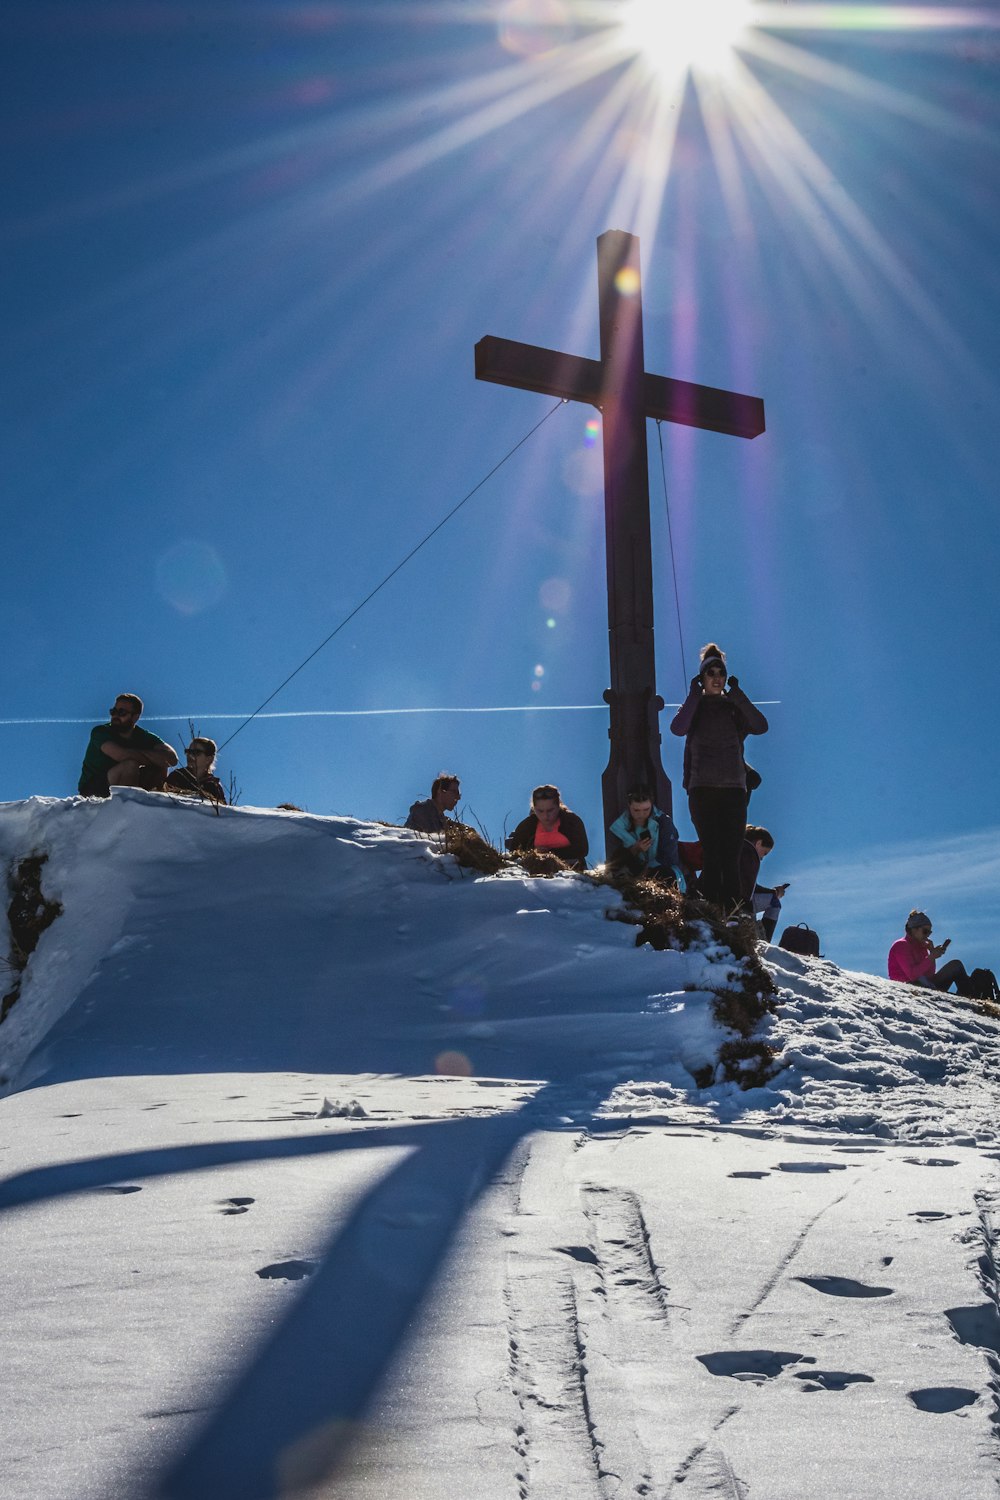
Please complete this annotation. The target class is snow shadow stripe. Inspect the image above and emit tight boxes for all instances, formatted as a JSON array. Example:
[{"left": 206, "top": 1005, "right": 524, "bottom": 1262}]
[{"left": 153, "top": 1089, "right": 566, "bottom": 1500}]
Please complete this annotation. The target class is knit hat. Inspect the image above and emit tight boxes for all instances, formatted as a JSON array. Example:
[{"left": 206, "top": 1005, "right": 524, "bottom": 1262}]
[
  {"left": 905, "top": 910, "right": 932, "bottom": 932},
  {"left": 699, "top": 642, "right": 727, "bottom": 677}
]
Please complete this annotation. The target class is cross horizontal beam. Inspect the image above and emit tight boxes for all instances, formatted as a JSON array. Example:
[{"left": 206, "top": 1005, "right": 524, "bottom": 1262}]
[{"left": 475, "top": 334, "right": 765, "bottom": 440}]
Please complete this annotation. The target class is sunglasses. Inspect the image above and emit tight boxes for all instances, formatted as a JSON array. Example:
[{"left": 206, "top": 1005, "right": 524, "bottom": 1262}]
[
  {"left": 703, "top": 667, "right": 726, "bottom": 678},
  {"left": 109, "top": 706, "right": 136, "bottom": 718}
]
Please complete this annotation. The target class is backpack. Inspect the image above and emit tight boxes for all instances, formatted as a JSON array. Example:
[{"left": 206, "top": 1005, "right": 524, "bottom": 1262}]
[
  {"left": 961, "top": 967, "right": 1000, "bottom": 1003},
  {"left": 779, "top": 923, "right": 821, "bottom": 958}
]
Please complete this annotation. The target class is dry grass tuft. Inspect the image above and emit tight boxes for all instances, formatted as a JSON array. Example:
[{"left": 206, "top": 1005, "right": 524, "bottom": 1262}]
[
  {"left": 442, "top": 822, "right": 505, "bottom": 876},
  {"left": 2, "top": 853, "right": 63, "bottom": 1024},
  {"left": 713, "top": 982, "right": 776, "bottom": 1039},
  {"left": 590, "top": 867, "right": 779, "bottom": 1089},
  {"left": 715, "top": 1037, "right": 780, "bottom": 1090},
  {"left": 514, "top": 848, "right": 576, "bottom": 877}
]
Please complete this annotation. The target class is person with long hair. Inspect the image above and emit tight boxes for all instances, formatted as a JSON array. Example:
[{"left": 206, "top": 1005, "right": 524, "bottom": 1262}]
[
  {"left": 166, "top": 737, "right": 227, "bottom": 803},
  {"left": 670, "top": 642, "right": 768, "bottom": 915},
  {"left": 507, "top": 784, "right": 589, "bottom": 870},
  {"left": 608, "top": 785, "right": 685, "bottom": 889}
]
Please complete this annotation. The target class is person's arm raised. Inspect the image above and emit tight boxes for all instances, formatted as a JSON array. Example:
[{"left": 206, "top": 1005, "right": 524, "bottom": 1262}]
[
  {"left": 726, "top": 679, "right": 768, "bottom": 735},
  {"left": 670, "top": 678, "right": 702, "bottom": 736}
]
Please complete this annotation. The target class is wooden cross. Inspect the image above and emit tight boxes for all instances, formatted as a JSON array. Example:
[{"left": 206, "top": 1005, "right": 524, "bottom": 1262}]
[{"left": 475, "top": 228, "right": 765, "bottom": 856}]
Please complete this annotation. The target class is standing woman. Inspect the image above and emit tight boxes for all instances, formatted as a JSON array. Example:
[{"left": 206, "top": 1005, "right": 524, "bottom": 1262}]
[{"left": 670, "top": 643, "right": 768, "bottom": 915}]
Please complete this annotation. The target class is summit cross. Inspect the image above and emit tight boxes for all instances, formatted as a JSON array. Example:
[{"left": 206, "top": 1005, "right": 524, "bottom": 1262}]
[{"left": 475, "top": 228, "right": 765, "bottom": 856}]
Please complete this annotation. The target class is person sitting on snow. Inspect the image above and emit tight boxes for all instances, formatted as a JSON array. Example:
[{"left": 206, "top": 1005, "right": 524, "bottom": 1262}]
[
  {"left": 507, "top": 784, "right": 589, "bottom": 870},
  {"left": 887, "top": 910, "right": 972, "bottom": 995},
  {"left": 78, "top": 693, "right": 178, "bottom": 797},
  {"left": 405, "top": 773, "right": 461, "bottom": 834},
  {"left": 166, "top": 737, "right": 227, "bottom": 803},
  {"left": 740, "top": 825, "right": 789, "bottom": 942},
  {"left": 608, "top": 786, "right": 686, "bottom": 889}
]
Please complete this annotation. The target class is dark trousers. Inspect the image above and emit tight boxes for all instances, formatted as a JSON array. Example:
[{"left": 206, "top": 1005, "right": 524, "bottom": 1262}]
[
  {"left": 688, "top": 786, "right": 748, "bottom": 914},
  {"left": 931, "top": 959, "right": 970, "bottom": 994}
]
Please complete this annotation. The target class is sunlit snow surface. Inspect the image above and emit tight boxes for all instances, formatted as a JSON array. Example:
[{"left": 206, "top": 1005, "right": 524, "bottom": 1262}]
[{"left": 0, "top": 791, "right": 998, "bottom": 1500}]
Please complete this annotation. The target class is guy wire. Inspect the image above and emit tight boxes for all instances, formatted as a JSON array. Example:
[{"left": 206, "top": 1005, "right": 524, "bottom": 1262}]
[
  {"left": 218, "top": 399, "right": 568, "bottom": 752},
  {"left": 656, "top": 419, "right": 689, "bottom": 692}
]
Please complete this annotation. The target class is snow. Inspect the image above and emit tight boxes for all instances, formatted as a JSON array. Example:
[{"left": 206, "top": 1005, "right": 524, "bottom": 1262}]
[{"left": 1, "top": 790, "right": 998, "bottom": 1499}]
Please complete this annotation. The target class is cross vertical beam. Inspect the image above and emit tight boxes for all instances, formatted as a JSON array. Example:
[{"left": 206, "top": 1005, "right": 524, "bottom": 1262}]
[
  {"left": 475, "top": 230, "right": 764, "bottom": 858},
  {"left": 594, "top": 229, "right": 671, "bottom": 839}
]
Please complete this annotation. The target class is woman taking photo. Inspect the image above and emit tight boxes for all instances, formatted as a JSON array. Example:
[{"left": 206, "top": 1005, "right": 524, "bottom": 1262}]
[
  {"left": 608, "top": 785, "right": 686, "bottom": 889},
  {"left": 670, "top": 643, "right": 768, "bottom": 916}
]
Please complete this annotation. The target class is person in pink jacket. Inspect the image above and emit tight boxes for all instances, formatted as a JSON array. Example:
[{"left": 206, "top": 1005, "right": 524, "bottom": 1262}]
[{"left": 887, "top": 910, "right": 971, "bottom": 994}]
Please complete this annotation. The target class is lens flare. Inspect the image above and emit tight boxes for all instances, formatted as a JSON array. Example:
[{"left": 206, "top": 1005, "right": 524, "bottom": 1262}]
[
  {"left": 435, "top": 1050, "right": 473, "bottom": 1077},
  {"left": 619, "top": 0, "right": 755, "bottom": 77},
  {"left": 539, "top": 576, "right": 572, "bottom": 612},
  {"left": 154, "top": 540, "right": 228, "bottom": 616},
  {"left": 614, "top": 265, "right": 641, "bottom": 296},
  {"left": 498, "top": 0, "right": 573, "bottom": 57},
  {"left": 448, "top": 978, "right": 488, "bottom": 1019},
  {"left": 584, "top": 417, "right": 601, "bottom": 446}
]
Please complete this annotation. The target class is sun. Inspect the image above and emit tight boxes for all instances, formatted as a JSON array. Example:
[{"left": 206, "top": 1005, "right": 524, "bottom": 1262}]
[{"left": 618, "top": 0, "right": 756, "bottom": 77}]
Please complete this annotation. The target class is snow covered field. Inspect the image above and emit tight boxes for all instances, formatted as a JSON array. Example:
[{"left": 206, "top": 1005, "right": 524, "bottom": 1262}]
[{"left": 1, "top": 791, "right": 998, "bottom": 1499}]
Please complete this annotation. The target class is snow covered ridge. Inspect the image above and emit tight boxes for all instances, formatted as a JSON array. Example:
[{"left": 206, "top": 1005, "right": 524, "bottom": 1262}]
[
  {"left": 0, "top": 790, "right": 755, "bottom": 1101},
  {"left": 3, "top": 794, "right": 1000, "bottom": 1500},
  {"left": 0, "top": 790, "right": 998, "bottom": 1146}
]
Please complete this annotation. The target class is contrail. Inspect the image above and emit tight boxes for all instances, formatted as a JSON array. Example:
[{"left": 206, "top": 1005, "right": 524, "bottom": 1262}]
[{"left": 0, "top": 702, "right": 781, "bottom": 726}]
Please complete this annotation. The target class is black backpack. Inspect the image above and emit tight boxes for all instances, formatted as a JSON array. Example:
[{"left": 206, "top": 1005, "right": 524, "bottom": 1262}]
[
  {"left": 961, "top": 967, "right": 1000, "bottom": 1003},
  {"left": 779, "top": 923, "right": 821, "bottom": 958}
]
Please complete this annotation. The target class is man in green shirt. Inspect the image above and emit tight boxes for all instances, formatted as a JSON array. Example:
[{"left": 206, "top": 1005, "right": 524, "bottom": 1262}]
[{"left": 78, "top": 693, "right": 178, "bottom": 797}]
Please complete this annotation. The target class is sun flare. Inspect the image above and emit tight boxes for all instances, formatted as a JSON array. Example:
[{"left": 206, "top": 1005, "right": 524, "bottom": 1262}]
[{"left": 619, "top": 0, "right": 757, "bottom": 76}]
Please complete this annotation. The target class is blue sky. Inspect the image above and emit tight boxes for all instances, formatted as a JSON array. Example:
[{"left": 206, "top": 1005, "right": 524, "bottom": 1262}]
[{"left": 3, "top": 0, "right": 999, "bottom": 976}]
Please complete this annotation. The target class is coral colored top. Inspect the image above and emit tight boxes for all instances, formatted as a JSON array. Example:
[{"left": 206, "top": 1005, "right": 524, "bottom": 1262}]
[
  {"left": 887, "top": 934, "right": 935, "bottom": 985},
  {"left": 533, "top": 823, "right": 571, "bottom": 851}
]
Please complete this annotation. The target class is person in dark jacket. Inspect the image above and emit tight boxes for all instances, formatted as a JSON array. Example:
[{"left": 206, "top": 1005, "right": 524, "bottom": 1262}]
[
  {"left": 670, "top": 642, "right": 768, "bottom": 916},
  {"left": 78, "top": 692, "right": 178, "bottom": 796},
  {"left": 507, "top": 784, "right": 589, "bottom": 870},
  {"left": 608, "top": 786, "right": 685, "bottom": 888},
  {"left": 405, "top": 773, "right": 461, "bottom": 834},
  {"left": 166, "top": 738, "right": 227, "bottom": 803},
  {"left": 740, "top": 825, "right": 788, "bottom": 941}
]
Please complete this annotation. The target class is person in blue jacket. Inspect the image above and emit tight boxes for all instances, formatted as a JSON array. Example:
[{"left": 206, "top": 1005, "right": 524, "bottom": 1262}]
[{"left": 609, "top": 786, "right": 686, "bottom": 890}]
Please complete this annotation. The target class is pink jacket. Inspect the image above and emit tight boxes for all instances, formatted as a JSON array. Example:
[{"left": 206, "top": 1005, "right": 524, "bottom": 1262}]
[{"left": 888, "top": 934, "right": 935, "bottom": 985}]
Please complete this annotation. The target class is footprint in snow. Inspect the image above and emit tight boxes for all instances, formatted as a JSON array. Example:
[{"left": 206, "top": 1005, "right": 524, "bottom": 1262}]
[
  {"left": 256, "top": 1260, "right": 318, "bottom": 1281},
  {"left": 776, "top": 1162, "right": 847, "bottom": 1174},
  {"left": 728, "top": 1171, "right": 770, "bottom": 1179},
  {"left": 697, "top": 1350, "right": 813, "bottom": 1383},
  {"left": 219, "top": 1197, "right": 255, "bottom": 1215},
  {"left": 909, "top": 1387, "right": 978, "bottom": 1414},
  {"left": 910, "top": 1210, "right": 952, "bottom": 1221},
  {"left": 903, "top": 1157, "right": 958, "bottom": 1167},
  {"left": 796, "top": 1275, "right": 893, "bottom": 1299},
  {"left": 102, "top": 1185, "right": 142, "bottom": 1195},
  {"left": 555, "top": 1244, "right": 600, "bottom": 1265}
]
